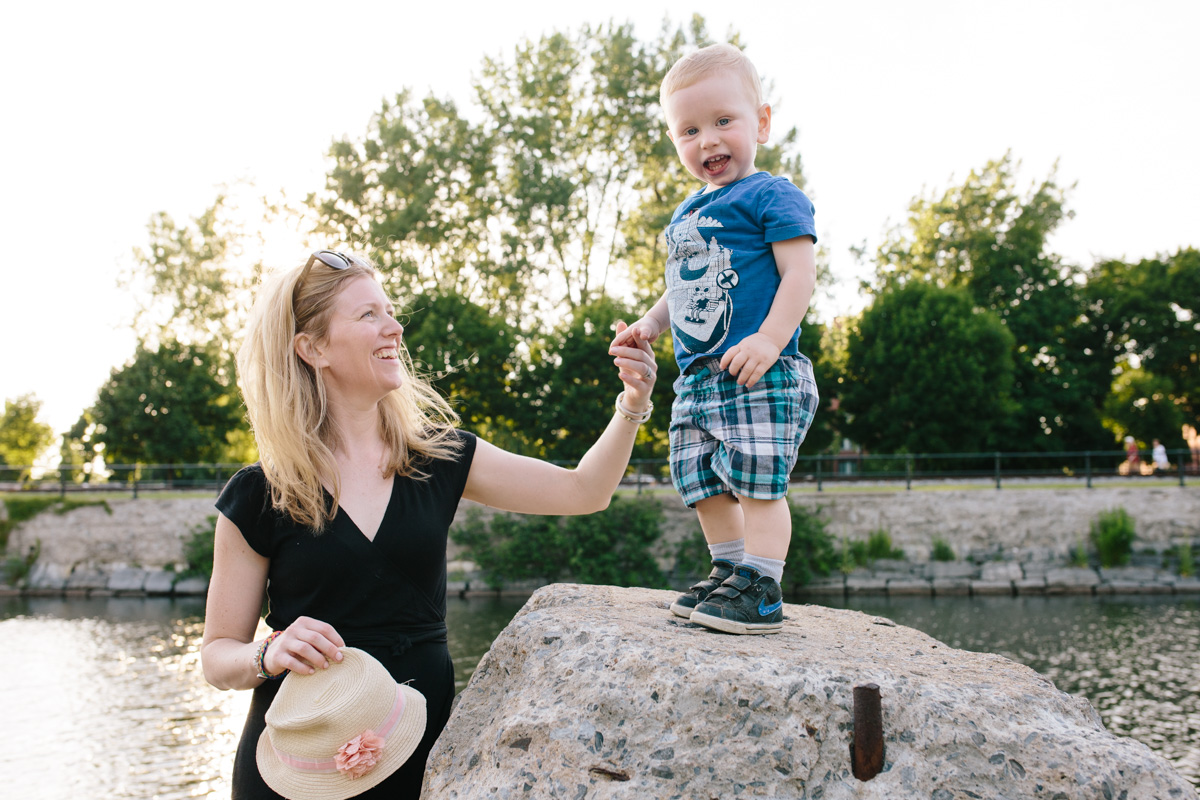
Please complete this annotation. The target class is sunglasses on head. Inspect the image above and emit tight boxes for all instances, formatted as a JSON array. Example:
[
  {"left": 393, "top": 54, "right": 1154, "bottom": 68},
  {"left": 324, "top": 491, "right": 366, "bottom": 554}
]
[
  {"left": 293, "top": 249, "right": 370, "bottom": 307},
  {"left": 299, "top": 249, "right": 370, "bottom": 282}
]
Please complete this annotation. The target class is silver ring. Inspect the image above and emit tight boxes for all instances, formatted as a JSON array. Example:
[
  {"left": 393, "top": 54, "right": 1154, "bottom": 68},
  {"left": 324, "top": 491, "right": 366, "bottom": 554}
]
[{"left": 644, "top": 364, "right": 652, "bottom": 378}]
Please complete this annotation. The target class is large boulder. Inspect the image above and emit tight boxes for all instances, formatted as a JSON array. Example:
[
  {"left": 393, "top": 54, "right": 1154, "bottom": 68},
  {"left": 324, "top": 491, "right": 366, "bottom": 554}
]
[{"left": 425, "top": 584, "right": 1195, "bottom": 799}]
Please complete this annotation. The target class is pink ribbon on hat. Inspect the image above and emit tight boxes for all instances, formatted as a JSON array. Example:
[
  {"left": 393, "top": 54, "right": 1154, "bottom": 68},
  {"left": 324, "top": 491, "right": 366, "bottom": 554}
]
[{"left": 271, "top": 686, "right": 407, "bottom": 777}]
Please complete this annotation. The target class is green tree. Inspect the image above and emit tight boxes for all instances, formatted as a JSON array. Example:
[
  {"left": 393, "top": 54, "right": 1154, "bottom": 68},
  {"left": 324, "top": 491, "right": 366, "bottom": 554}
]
[
  {"left": 89, "top": 340, "right": 242, "bottom": 468},
  {"left": 0, "top": 394, "right": 55, "bottom": 477},
  {"left": 1102, "top": 368, "right": 1187, "bottom": 452},
  {"left": 313, "top": 92, "right": 500, "bottom": 309},
  {"left": 841, "top": 282, "right": 1016, "bottom": 454},
  {"left": 796, "top": 320, "right": 843, "bottom": 456},
  {"left": 872, "top": 153, "right": 1112, "bottom": 450},
  {"left": 516, "top": 296, "right": 669, "bottom": 461},
  {"left": 126, "top": 191, "right": 263, "bottom": 359},
  {"left": 399, "top": 289, "right": 520, "bottom": 440},
  {"left": 1086, "top": 247, "right": 1200, "bottom": 428}
]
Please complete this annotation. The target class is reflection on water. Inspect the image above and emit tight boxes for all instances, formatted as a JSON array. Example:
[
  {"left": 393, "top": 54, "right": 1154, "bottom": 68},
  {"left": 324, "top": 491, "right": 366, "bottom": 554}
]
[
  {"left": 0, "top": 595, "right": 523, "bottom": 799},
  {"left": 819, "top": 594, "right": 1200, "bottom": 789},
  {"left": 0, "top": 593, "right": 1196, "bottom": 797},
  {"left": 0, "top": 596, "right": 248, "bottom": 798}
]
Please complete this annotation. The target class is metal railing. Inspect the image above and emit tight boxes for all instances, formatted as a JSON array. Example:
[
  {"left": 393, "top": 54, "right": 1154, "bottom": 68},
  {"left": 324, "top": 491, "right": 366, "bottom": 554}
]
[
  {"left": 1, "top": 448, "right": 1196, "bottom": 498},
  {"left": 0, "top": 463, "right": 246, "bottom": 498},
  {"left": 623, "top": 447, "right": 1197, "bottom": 493}
]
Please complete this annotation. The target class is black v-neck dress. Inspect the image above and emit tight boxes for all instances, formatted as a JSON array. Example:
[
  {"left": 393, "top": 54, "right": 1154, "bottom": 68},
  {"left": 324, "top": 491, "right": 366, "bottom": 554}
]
[{"left": 214, "top": 431, "right": 477, "bottom": 799}]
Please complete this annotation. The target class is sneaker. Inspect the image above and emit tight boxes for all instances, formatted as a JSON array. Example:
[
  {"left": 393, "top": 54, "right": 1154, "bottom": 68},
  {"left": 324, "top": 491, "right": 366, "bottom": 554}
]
[
  {"left": 670, "top": 559, "right": 736, "bottom": 619},
  {"left": 690, "top": 565, "right": 784, "bottom": 634}
]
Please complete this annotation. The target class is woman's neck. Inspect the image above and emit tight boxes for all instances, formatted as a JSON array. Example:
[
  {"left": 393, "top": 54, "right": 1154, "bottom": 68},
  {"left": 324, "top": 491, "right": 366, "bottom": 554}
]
[{"left": 327, "top": 401, "right": 387, "bottom": 470}]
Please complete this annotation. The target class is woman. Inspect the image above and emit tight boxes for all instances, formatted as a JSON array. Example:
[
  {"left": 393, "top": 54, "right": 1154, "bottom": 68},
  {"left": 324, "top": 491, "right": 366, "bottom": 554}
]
[{"left": 201, "top": 250, "right": 657, "bottom": 798}]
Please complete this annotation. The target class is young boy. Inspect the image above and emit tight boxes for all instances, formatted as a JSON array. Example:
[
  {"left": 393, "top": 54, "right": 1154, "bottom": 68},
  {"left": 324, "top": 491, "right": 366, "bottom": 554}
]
[{"left": 612, "top": 43, "right": 819, "bottom": 634}]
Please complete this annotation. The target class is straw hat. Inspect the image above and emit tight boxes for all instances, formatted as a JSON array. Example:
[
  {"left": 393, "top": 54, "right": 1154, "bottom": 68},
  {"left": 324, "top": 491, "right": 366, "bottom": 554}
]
[{"left": 257, "top": 647, "right": 427, "bottom": 800}]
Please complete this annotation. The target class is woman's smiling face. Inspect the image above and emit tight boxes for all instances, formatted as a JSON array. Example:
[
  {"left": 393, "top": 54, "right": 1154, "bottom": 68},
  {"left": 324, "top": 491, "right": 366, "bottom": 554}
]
[{"left": 306, "top": 275, "right": 405, "bottom": 402}]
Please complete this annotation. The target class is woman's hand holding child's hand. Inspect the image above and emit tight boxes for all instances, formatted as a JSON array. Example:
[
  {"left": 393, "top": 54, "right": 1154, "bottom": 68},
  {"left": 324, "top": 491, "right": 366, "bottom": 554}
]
[{"left": 609, "top": 320, "right": 657, "bottom": 410}]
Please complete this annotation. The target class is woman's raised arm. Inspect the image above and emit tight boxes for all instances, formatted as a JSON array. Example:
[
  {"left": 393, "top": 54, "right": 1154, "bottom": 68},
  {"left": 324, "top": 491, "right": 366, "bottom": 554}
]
[{"left": 463, "top": 321, "right": 657, "bottom": 515}]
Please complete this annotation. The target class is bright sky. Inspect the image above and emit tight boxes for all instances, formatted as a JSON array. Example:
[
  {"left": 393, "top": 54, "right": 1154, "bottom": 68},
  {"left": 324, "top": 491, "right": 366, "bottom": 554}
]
[{"left": 2, "top": 0, "right": 1197, "bottom": 440}]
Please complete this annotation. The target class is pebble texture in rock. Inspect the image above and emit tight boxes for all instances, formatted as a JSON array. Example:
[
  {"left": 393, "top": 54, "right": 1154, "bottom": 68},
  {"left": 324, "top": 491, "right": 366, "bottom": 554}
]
[{"left": 424, "top": 583, "right": 1196, "bottom": 799}]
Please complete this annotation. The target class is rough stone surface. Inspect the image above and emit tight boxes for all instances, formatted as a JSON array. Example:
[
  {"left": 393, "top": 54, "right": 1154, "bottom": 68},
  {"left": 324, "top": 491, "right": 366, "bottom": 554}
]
[
  {"left": 1045, "top": 567, "right": 1101, "bottom": 588},
  {"left": 106, "top": 567, "right": 148, "bottom": 592},
  {"left": 931, "top": 578, "right": 971, "bottom": 595},
  {"left": 64, "top": 569, "right": 108, "bottom": 590},
  {"left": 884, "top": 579, "right": 931, "bottom": 596},
  {"left": 426, "top": 584, "right": 1195, "bottom": 799},
  {"left": 5, "top": 497, "right": 217, "bottom": 571},
  {"left": 143, "top": 571, "right": 176, "bottom": 595},
  {"left": 981, "top": 561, "right": 1024, "bottom": 582},
  {"left": 969, "top": 580, "right": 1015, "bottom": 596},
  {"left": 6, "top": 485, "right": 1198, "bottom": 596},
  {"left": 793, "top": 484, "right": 1200, "bottom": 560},
  {"left": 923, "top": 561, "right": 976, "bottom": 580}
]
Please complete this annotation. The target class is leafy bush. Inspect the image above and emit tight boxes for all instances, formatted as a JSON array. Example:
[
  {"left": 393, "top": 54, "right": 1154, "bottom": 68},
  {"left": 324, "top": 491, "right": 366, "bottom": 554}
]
[
  {"left": 840, "top": 528, "right": 905, "bottom": 571},
  {"left": 4, "top": 539, "right": 40, "bottom": 586},
  {"left": 451, "top": 497, "right": 664, "bottom": 589},
  {"left": 1178, "top": 542, "right": 1194, "bottom": 578},
  {"left": 673, "top": 527, "right": 712, "bottom": 582},
  {"left": 183, "top": 515, "right": 217, "bottom": 579},
  {"left": 784, "top": 503, "right": 838, "bottom": 593},
  {"left": 1070, "top": 537, "right": 1089, "bottom": 568},
  {"left": 564, "top": 497, "right": 664, "bottom": 587},
  {"left": 1090, "top": 507, "right": 1136, "bottom": 568},
  {"left": 930, "top": 538, "right": 956, "bottom": 562},
  {"left": 450, "top": 508, "right": 568, "bottom": 590}
]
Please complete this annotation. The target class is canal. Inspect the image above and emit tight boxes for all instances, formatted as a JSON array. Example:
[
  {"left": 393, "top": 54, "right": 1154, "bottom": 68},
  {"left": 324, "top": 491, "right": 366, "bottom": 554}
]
[{"left": 1, "top": 592, "right": 1196, "bottom": 797}]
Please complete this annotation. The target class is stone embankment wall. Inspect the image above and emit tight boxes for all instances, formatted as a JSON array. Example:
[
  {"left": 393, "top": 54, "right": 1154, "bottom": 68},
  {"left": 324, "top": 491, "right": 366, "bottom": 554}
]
[{"left": 3, "top": 482, "right": 1198, "bottom": 597}]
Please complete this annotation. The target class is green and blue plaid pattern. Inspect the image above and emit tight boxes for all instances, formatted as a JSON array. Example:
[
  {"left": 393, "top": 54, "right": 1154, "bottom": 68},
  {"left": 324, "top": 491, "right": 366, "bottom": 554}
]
[{"left": 669, "top": 354, "right": 818, "bottom": 507}]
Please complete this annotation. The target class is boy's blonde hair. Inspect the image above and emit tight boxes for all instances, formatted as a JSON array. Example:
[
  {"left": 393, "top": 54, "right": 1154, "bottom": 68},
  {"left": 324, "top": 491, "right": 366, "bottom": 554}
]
[
  {"left": 660, "top": 43, "right": 763, "bottom": 109},
  {"left": 236, "top": 255, "right": 461, "bottom": 532}
]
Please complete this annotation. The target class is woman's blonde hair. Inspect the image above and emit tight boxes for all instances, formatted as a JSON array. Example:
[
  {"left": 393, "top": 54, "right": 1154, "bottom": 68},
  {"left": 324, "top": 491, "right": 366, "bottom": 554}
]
[
  {"left": 236, "top": 254, "right": 461, "bottom": 532},
  {"left": 660, "top": 43, "right": 763, "bottom": 108}
]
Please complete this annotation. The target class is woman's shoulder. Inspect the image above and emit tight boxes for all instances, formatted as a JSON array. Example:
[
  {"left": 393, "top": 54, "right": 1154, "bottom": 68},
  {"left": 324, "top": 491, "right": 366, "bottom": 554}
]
[
  {"left": 217, "top": 463, "right": 271, "bottom": 513},
  {"left": 223, "top": 462, "right": 267, "bottom": 491}
]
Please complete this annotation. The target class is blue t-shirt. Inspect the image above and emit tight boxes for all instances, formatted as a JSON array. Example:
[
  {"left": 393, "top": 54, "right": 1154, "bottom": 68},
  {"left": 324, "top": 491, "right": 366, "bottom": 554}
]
[{"left": 664, "top": 171, "right": 817, "bottom": 372}]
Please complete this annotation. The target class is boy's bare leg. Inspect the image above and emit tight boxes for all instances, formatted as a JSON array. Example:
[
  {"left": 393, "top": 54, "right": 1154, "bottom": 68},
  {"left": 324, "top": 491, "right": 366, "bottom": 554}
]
[
  {"left": 694, "top": 493, "right": 745, "bottom": 544},
  {"left": 671, "top": 493, "right": 745, "bottom": 619},
  {"left": 738, "top": 495, "right": 791, "bottom": 560}
]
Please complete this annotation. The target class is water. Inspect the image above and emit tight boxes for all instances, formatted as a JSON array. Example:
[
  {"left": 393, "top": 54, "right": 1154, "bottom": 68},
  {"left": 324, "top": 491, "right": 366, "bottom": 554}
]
[{"left": 1, "top": 594, "right": 1196, "bottom": 797}]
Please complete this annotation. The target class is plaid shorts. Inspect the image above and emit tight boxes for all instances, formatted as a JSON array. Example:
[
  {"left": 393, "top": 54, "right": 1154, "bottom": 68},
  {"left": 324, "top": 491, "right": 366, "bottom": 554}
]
[{"left": 669, "top": 354, "right": 819, "bottom": 507}]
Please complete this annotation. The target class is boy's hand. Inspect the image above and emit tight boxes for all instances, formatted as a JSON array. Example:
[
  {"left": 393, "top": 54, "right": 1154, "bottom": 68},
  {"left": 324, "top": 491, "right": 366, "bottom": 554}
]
[
  {"left": 610, "top": 316, "right": 663, "bottom": 348},
  {"left": 720, "top": 333, "right": 782, "bottom": 388}
]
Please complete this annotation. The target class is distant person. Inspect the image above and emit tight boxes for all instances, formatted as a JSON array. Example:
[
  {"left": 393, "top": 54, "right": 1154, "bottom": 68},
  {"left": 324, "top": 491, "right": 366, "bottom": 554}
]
[
  {"left": 611, "top": 43, "right": 819, "bottom": 635},
  {"left": 1124, "top": 435, "right": 1140, "bottom": 475},
  {"left": 200, "top": 250, "right": 657, "bottom": 798},
  {"left": 1152, "top": 438, "right": 1170, "bottom": 473}
]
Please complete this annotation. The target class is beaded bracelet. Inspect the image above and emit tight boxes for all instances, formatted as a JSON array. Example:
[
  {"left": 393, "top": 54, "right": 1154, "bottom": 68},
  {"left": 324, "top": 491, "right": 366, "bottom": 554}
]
[
  {"left": 615, "top": 391, "right": 653, "bottom": 424},
  {"left": 254, "top": 630, "right": 289, "bottom": 680}
]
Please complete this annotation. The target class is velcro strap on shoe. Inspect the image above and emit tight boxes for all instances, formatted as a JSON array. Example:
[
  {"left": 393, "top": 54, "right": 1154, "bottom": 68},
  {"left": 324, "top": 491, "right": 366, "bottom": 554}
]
[{"left": 709, "top": 575, "right": 753, "bottom": 598}]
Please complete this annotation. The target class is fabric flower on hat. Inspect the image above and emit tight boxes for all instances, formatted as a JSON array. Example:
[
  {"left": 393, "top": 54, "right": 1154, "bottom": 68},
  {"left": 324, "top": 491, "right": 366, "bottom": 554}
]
[{"left": 335, "top": 730, "right": 385, "bottom": 779}]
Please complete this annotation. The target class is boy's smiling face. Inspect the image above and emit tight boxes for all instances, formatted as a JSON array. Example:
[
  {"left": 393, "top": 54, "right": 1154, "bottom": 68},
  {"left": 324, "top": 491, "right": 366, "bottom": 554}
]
[{"left": 664, "top": 70, "right": 771, "bottom": 192}]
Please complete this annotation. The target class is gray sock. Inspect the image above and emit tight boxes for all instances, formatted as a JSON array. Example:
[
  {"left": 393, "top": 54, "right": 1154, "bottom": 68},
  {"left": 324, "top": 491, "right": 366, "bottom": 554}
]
[
  {"left": 708, "top": 538, "right": 744, "bottom": 565},
  {"left": 740, "top": 554, "right": 785, "bottom": 583}
]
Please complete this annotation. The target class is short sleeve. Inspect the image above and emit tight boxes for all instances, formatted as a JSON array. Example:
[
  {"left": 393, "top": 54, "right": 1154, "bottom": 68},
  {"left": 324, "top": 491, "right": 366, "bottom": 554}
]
[
  {"left": 759, "top": 179, "right": 817, "bottom": 245},
  {"left": 215, "top": 464, "right": 275, "bottom": 557},
  {"left": 438, "top": 429, "right": 477, "bottom": 500}
]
